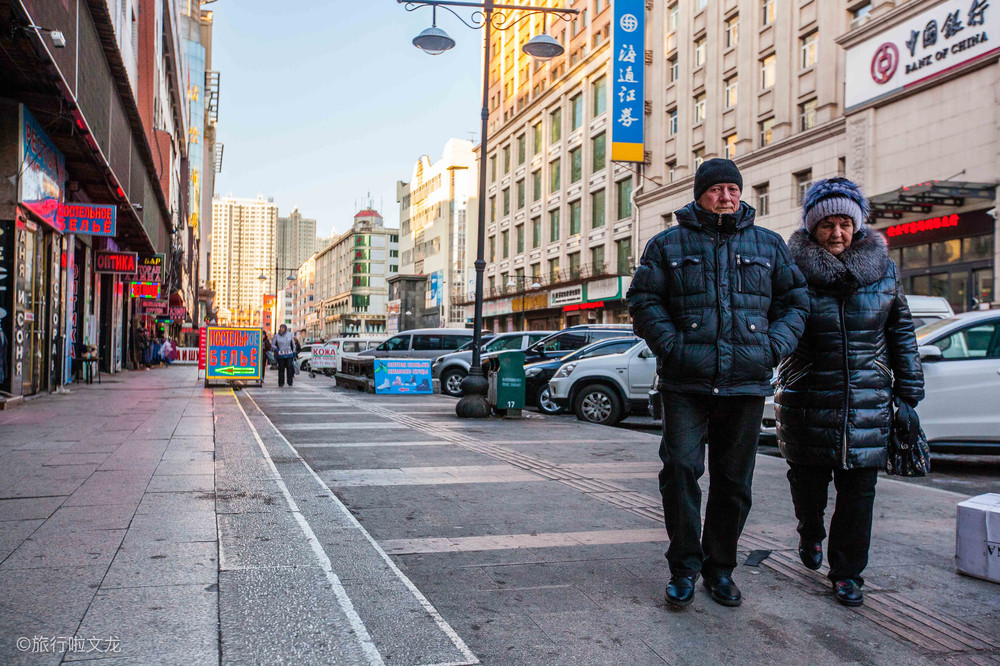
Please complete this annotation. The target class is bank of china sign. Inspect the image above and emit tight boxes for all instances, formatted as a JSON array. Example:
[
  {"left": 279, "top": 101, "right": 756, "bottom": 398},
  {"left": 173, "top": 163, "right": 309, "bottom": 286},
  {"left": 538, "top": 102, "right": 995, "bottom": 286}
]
[{"left": 846, "top": 0, "right": 996, "bottom": 109}]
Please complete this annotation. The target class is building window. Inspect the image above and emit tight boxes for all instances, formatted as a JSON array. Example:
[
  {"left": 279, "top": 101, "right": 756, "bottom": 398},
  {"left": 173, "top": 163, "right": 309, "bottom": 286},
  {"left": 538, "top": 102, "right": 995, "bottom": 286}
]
[
  {"left": 516, "top": 224, "right": 524, "bottom": 253},
  {"left": 668, "top": 3, "right": 679, "bottom": 33},
  {"left": 549, "top": 158, "right": 561, "bottom": 191},
  {"left": 533, "top": 122, "right": 543, "bottom": 154},
  {"left": 516, "top": 179, "right": 526, "bottom": 209},
  {"left": 568, "top": 251, "right": 582, "bottom": 279},
  {"left": 795, "top": 169, "right": 813, "bottom": 205},
  {"left": 668, "top": 161, "right": 676, "bottom": 182},
  {"left": 694, "top": 37, "right": 706, "bottom": 68},
  {"left": 759, "top": 117, "right": 775, "bottom": 146},
  {"left": 502, "top": 229, "right": 510, "bottom": 258},
  {"left": 489, "top": 235, "right": 496, "bottom": 262},
  {"left": 549, "top": 257, "right": 561, "bottom": 283},
  {"left": 502, "top": 144, "right": 511, "bottom": 173},
  {"left": 755, "top": 183, "right": 770, "bottom": 216},
  {"left": 724, "top": 134, "right": 738, "bottom": 159},
  {"left": 851, "top": 3, "right": 873, "bottom": 29},
  {"left": 550, "top": 108, "right": 562, "bottom": 143},
  {"left": 592, "top": 76, "right": 607, "bottom": 116},
  {"left": 532, "top": 170, "right": 542, "bottom": 201},
  {"left": 502, "top": 187, "right": 510, "bottom": 216},
  {"left": 693, "top": 94, "right": 706, "bottom": 124},
  {"left": 550, "top": 208, "right": 561, "bottom": 241},
  {"left": 591, "top": 189, "right": 606, "bottom": 228},
  {"left": 725, "top": 77, "right": 738, "bottom": 108},
  {"left": 517, "top": 133, "right": 526, "bottom": 164},
  {"left": 668, "top": 108, "right": 678, "bottom": 135},
  {"left": 490, "top": 155, "right": 497, "bottom": 182},
  {"left": 570, "top": 199, "right": 582, "bottom": 235},
  {"left": 489, "top": 195, "right": 497, "bottom": 222},
  {"left": 591, "top": 244, "right": 605, "bottom": 272},
  {"left": 800, "top": 99, "right": 818, "bottom": 131},
  {"left": 760, "top": 54, "right": 776, "bottom": 88},
  {"left": 695, "top": 0, "right": 707, "bottom": 11},
  {"left": 616, "top": 237, "right": 632, "bottom": 275},
  {"left": 693, "top": 148, "right": 705, "bottom": 170},
  {"left": 762, "top": 0, "right": 776, "bottom": 26},
  {"left": 571, "top": 93, "right": 584, "bottom": 131},
  {"left": 726, "top": 14, "right": 739, "bottom": 48},
  {"left": 800, "top": 32, "right": 818, "bottom": 69},
  {"left": 531, "top": 216, "right": 541, "bottom": 248},
  {"left": 592, "top": 133, "right": 606, "bottom": 171},
  {"left": 669, "top": 55, "right": 679, "bottom": 82},
  {"left": 616, "top": 178, "right": 632, "bottom": 220},
  {"left": 570, "top": 147, "right": 582, "bottom": 183}
]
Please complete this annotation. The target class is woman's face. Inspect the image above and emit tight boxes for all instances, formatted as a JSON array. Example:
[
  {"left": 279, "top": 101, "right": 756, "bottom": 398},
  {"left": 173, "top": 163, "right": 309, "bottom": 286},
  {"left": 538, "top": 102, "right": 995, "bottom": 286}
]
[{"left": 814, "top": 215, "right": 854, "bottom": 256}]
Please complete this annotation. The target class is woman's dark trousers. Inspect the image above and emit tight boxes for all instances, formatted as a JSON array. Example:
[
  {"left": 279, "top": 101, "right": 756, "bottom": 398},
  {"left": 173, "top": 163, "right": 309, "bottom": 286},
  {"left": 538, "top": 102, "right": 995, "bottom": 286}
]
[
  {"left": 277, "top": 358, "right": 294, "bottom": 387},
  {"left": 658, "top": 391, "right": 765, "bottom": 579},
  {"left": 786, "top": 462, "right": 879, "bottom": 584}
]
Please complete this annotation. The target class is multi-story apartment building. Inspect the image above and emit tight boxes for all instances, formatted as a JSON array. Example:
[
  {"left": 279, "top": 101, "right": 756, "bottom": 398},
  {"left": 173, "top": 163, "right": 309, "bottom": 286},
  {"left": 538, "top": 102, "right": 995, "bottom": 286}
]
[
  {"left": 277, "top": 207, "right": 317, "bottom": 273},
  {"left": 638, "top": 0, "right": 996, "bottom": 312},
  {"left": 477, "top": 0, "right": 639, "bottom": 332},
  {"left": 314, "top": 209, "right": 399, "bottom": 338},
  {"left": 290, "top": 254, "right": 318, "bottom": 340},
  {"left": 210, "top": 195, "right": 278, "bottom": 325},
  {"left": 396, "top": 138, "right": 477, "bottom": 329}
]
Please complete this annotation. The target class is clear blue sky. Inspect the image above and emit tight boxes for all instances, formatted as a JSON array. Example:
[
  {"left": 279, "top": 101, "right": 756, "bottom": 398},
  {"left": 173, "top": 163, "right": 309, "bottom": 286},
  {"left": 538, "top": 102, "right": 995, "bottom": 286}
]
[{"left": 211, "top": 1, "right": 483, "bottom": 237}]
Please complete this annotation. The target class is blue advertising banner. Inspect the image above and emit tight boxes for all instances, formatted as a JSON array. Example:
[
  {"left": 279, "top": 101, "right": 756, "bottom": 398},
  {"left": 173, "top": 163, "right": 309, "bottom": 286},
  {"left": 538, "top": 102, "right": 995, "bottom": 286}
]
[
  {"left": 58, "top": 203, "right": 117, "bottom": 236},
  {"left": 611, "top": 0, "right": 644, "bottom": 162},
  {"left": 374, "top": 359, "right": 433, "bottom": 395},
  {"left": 19, "top": 106, "right": 65, "bottom": 230},
  {"left": 205, "top": 326, "right": 262, "bottom": 381},
  {"left": 429, "top": 270, "right": 443, "bottom": 307}
]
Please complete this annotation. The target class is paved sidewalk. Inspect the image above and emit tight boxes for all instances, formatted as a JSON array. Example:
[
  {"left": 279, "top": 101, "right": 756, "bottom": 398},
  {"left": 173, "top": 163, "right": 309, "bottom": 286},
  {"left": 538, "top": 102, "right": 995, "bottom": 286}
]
[{"left": 1, "top": 366, "right": 998, "bottom": 665}]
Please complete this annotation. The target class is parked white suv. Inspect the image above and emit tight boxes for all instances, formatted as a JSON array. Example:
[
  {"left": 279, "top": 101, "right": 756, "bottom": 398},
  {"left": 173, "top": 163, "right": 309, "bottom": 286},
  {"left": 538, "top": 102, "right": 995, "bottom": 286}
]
[{"left": 548, "top": 341, "right": 656, "bottom": 425}]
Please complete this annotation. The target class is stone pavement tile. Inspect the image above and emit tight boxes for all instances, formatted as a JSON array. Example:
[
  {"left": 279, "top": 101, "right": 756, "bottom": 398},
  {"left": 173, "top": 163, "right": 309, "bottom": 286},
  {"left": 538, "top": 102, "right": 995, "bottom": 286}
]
[
  {"left": 135, "top": 491, "right": 214, "bottom": 517},
  {"left": 307, "top": 523, "right": 399, "bottom": 585},
  {"left": 42, "top": 453, "right": 110, "bottom": 467},
  {"left": 65, "top": 583, "right": 217, "bottom": 664},
  {"left": 0, "top": 528, "right": 125, "bottom": 570},
  {"left": 217, "top": 512, "right": 316, "bottom": 570},
  {"left": 97, "top": 441, "right": 169, "bottom": 471},
  {"left": 171, "top": 418, "right": 214, "bottom": 438},
  {"left": 0, "top": 496, "right": 65, "bottom": 522},
  {"left": 43, "top": 504, "right": 137, "bottom": 532},
  {"left": 152, "top": 459, "right": 214, "bottom": 476},
  {"left": 102, "top": 540, "right": 217, "bottom": 589},
  {"left": 146, "top": 474, "right": 214, "bottom": 493},
  {"left": 163, "top": 436, "right": 213, "bottom": 451},
  {"left": 0, "top": 565, "right": 107, "bottom": 665},
  {"left": 158, "top": 448, "right": 213, "bottom": 463},
  {"left": 438, "top": 610, "right": 555, "bottom": 659},
  {"left": 214, "top": 487, "right": 287, "bottom": 514},
  {"left": 0, "top": 519, "right": 43, "bottom": 561},
  {"left": 122, "top": 511, "right": 215, "bottom": 546},
  {"left": 218, "top": 567, "right": 368, "bottom": 666},
  {"left": 0, "top": 472, "right": 87, "bottom": 500},
  {"left": 64, "top": 471, "right": 152, "bottom": 507}
]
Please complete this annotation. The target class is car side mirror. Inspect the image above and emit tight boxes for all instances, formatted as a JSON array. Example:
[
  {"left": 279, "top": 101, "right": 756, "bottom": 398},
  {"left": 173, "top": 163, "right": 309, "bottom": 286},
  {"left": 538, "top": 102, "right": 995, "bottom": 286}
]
[
  {"left": 639, "top": 347, "right": 654, "bottom": 359},
  {"left": 918, "top": 345, "right": 943, "bottom": 362}
]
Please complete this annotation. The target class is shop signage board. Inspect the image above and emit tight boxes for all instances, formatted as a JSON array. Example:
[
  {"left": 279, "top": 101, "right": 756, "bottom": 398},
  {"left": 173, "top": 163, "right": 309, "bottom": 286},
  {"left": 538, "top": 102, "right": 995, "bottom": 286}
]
[
  {"left": 204, "top": 326, "right": 263, "bottom": 384},
  {"left": 57, "top": 203, "right": 116, "bottom": 236},
  {"left": 139, "top": 300, "right": 168, "bottom": 316},
  {"left": 137, "top": 255, "right": 164, "bottom": 283},
  {"left": 170, "top": 307, "right": 186, "bottom": 322},
  {"left": 0, "top": 219, "right": 14, "bottom": 393},
  {"left": 311, "top": 345, "right": 337, "bottom": 369},
  {"left": 883, "top": 209, "right": 995, "bottom": 245},
  {"left": 198, "top": 328, "right": 207, "bottom": 370},
  {"left": 174, "top": 348, "right": 199, "bottom": 364},
  {"left": 129, "top": 282, "right": 161, "bottom": 299},
  {"left": 94, "top": 251, "right": 137, "bottom": 275},
  {"left": 374, "top": 359, "right": 433, "bottom": 394},
  {"left": 18, "top": 107, "right": 65, "bottom": 231},
  {"left": 846, "top": 0, "right": 999, "bottom": 109},
  {"left": 387, "top": 299, "right": 401, "bottom": 336},
  {"left": 549, "top": 285, "right": 584, "bottom": 307},
  {"left": 611, "top": 0, "right": 645, "bottom": 162}
]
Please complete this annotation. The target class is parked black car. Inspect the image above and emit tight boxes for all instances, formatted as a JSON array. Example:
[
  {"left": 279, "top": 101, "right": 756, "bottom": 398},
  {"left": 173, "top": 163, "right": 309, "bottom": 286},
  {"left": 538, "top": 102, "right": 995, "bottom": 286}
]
[{"left": 524, "top": 336, "right": 641, "bottom": 414}]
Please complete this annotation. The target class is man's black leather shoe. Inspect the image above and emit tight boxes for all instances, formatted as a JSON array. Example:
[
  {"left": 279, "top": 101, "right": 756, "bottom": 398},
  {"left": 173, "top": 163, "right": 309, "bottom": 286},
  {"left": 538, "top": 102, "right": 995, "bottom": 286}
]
[
  {"left": 702, "top": 573, "right": 742, "bottom": 607},
  {"left": 798, "top": 541, "right": 823, "bottom": 570},
  {"left": 834, "top": 579, "right": 864, "bottom": 607},
  {"left": 665, "top": 575, "right": 696, "bottom": 609}
]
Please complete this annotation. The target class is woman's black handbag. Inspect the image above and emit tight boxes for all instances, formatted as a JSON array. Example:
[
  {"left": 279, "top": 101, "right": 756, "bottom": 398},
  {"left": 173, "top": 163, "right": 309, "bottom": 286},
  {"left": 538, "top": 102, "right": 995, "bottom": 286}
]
[{"left": 886, "top": 398, "right": 931, "bottom": 477}]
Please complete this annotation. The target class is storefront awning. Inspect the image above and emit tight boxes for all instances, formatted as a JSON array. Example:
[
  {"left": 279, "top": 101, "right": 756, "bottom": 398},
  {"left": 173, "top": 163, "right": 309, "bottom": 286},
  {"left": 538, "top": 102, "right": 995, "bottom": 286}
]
[{"left": 869, "top": 181, "right": 996, "bottom": 220}]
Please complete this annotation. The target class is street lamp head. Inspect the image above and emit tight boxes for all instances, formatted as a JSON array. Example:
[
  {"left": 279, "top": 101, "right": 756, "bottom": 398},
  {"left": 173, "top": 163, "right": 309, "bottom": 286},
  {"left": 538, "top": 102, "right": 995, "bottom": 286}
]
[
  {"left": 523, "top": 34, "right": 563, "bottom": 61},
  {"left": 506, "top": 278, "right": 516, "bottom": 288},
  {"left": 405, "top": 310, "right": 413, "bottom": 316},
  {"left": 413, "top": 25, "right": 455, "bottom": 55},
  {"left": 257, "top": 273, "right": 266, "bottom": 282},
  {"left": 531, "top": 281, "right": 542, "bottom": 290}
]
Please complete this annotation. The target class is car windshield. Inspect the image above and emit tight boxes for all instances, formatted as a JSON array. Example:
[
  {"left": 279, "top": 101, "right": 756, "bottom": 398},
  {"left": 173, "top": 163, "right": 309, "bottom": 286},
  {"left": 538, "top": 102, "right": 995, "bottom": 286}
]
[
  {"left": 916, "top": 316, "right": 961, "bottom": 342},
  {"left": 485, "top": 335, "right": 523, "bottom": 352},
  {"left": 562, "top": 337, "right": 638, "bottom": 361}
]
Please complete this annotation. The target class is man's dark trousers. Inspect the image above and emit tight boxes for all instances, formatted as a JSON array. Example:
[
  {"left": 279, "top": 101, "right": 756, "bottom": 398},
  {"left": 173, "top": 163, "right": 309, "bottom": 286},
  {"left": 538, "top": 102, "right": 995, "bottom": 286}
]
[
  {"left": 277, "top": 357, "right": 294, "bottom": 387},
  {"left": 659, "top": 391, "right": 765, "bottom": 578}
]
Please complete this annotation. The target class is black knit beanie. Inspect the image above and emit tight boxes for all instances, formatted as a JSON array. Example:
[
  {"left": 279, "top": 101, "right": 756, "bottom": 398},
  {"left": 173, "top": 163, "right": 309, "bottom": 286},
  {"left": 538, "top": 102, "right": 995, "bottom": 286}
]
[{"left": 694, "top": 158, "right": 743, "bottom": 201}]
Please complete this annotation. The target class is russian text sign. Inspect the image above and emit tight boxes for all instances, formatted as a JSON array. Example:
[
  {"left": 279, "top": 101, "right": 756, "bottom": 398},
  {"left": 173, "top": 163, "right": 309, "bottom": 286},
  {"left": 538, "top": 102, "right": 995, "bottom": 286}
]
[
  {"left": 58, "top": 203, "right": 117, "bottom": 236},
  {"left": 374, "top": 359, "right": 433, "bottom": 394},
  {"left": 95, "top": 251, "right": 137, "bottom": 274},
  {"left": 311, "top": 345, "right": 337, "bottom": 369},
  {"left": 611, "top": 0, "right": 645, "bottom": 162},
  {"left": 137, "top": 255, "right": 164, "bottom": 283},
  {"left": 205, "top": 326, "right": 262, "bottom": 381}
]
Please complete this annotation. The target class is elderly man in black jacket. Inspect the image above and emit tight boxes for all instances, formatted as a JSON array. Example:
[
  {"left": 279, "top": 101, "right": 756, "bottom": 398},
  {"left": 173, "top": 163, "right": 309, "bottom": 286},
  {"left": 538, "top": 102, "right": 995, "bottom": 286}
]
[{"left": 627, "top": 159, "right": 809, "bottom": 609}]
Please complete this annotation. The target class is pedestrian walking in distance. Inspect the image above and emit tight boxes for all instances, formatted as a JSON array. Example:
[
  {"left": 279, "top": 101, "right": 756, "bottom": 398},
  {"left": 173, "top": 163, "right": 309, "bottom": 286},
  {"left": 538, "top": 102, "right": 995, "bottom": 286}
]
[
  {"left": 272, "top": 324, "right": 296, "bottom": 387},
  {"left": 627, "top": 158, "right": 809, "bottom": 610},
  {"left": 775, "top": 177, "right": 924, "bottom": 607}
]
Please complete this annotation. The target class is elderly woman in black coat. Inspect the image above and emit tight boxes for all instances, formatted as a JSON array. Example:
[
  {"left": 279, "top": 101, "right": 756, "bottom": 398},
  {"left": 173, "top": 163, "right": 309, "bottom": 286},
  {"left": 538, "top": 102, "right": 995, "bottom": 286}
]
[{"left": 775, "top": 177, "right": 924, "bottom": 608}]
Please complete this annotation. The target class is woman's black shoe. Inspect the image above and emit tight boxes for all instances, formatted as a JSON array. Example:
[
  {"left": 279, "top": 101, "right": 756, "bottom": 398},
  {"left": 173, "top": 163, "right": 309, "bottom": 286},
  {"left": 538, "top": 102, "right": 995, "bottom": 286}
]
[
  {"left": 833, "top": 579, "right": 864, "bottom": 607},
  {"left": 665, "top": 575, "right": 696, "bottom": 609},
  {"left": 798, "top": 541, "right": 823, "bottom": 570},
  {"left": 702, "top": 573, "right": 742, "bottom": 607}
]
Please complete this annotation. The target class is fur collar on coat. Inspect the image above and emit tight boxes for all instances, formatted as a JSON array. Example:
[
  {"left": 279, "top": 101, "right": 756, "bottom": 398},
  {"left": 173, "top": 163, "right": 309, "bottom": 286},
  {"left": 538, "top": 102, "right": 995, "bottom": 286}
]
[{"left": 788, "top": 227, "right": 889, "bottom": 292}]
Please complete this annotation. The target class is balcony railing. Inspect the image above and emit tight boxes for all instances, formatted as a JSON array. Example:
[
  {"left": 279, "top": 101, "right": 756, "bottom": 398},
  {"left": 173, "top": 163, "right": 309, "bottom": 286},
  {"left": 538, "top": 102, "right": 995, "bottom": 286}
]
[{"left": 451, "top": 260, "right": 634, "bottom": 305}]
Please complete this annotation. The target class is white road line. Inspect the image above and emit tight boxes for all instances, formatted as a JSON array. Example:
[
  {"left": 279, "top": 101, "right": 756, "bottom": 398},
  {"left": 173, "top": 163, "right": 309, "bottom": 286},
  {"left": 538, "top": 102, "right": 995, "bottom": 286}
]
[
  {"left": 295, "top": 441, "right": 453, "bottom": 448},
  {"left": 231, "top": 391, "right": 385, "bottom": 666},
  {"left": 279, "top": 422, "right": 409, "bottom": 430},
  {"left": 244, "top": 391, "right": 479, "bottom": 666}
]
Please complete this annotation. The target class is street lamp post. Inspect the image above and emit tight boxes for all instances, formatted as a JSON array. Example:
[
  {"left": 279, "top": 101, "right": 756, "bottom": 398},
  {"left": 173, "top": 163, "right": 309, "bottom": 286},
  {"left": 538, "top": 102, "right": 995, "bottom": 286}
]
[
  {"left": 400, "top": 0, "right": 577, "bottom": 418},
  {"left": 506, "top": 275, "right": 542, "bottom": 332},
  {"left": 257, "top": 257, "right": 298, "bottom": 335}
]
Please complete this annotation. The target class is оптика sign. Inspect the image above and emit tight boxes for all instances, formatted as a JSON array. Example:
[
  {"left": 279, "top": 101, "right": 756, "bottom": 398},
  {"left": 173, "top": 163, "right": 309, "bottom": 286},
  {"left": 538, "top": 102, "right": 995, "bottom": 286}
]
[{"left": 94, "top": 251, "right": 137, "bottom": 275}]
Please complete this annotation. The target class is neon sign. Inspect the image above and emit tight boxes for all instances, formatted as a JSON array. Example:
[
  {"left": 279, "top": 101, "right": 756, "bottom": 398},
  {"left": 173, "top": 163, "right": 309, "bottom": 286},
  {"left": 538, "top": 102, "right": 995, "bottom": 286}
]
[{"left": 886, "top": 214, "right": 959, "bottom": 238}]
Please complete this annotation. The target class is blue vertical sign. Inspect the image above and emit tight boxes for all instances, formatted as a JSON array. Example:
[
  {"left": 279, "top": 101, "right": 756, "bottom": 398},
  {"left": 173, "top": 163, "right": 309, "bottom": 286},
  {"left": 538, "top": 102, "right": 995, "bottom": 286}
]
[{"left": 611, "top": 0, "right": 644, "bottom": 163}]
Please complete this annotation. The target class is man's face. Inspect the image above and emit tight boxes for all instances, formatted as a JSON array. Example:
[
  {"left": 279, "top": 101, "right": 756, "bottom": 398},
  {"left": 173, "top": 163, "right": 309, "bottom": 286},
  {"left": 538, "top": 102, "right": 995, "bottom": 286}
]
[{"left": 698, "top": 183, "right": 742, "bottom": 214}]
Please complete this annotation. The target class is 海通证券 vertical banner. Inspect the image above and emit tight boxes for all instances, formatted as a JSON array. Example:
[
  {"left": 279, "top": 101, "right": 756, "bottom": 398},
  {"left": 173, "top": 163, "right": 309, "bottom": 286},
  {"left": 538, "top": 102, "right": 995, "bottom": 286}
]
[{"left": 611, "top": 0, "right": 644, "bottom": 163}]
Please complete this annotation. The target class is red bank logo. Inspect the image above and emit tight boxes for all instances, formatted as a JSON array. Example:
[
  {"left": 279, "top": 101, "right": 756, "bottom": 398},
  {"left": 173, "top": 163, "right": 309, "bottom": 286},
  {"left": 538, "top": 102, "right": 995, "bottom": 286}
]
[{"left": 871, "top": 43, "right": 899, "bottom": 84}]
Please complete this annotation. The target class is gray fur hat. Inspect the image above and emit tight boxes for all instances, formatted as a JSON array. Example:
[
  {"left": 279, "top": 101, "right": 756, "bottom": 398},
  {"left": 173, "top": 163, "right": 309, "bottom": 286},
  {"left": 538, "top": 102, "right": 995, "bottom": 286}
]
[{"left": 801, "top": 177, "right": 870, "bottom": 234}]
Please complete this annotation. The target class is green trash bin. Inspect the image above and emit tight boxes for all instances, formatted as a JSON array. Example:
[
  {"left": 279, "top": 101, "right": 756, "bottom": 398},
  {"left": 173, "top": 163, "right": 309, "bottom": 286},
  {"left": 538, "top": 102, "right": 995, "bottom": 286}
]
[{"left": 488, "top": 351, "right": 526, "bottom": 414}]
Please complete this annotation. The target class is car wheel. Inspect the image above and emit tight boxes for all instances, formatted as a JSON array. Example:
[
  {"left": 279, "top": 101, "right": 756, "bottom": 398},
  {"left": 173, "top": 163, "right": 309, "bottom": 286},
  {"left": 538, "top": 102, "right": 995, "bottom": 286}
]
[
  {"left": 440, "top": 368, "right": 467, "bottom": 397},
  {"left": 302, "top": 360, "right": 310, "bottom": 372},
  {"left": 574, "top": 384, "right": 623, "bottom": 426},
  {"left": 535, "top": 386, "right": 562, "bottom": 415}
]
